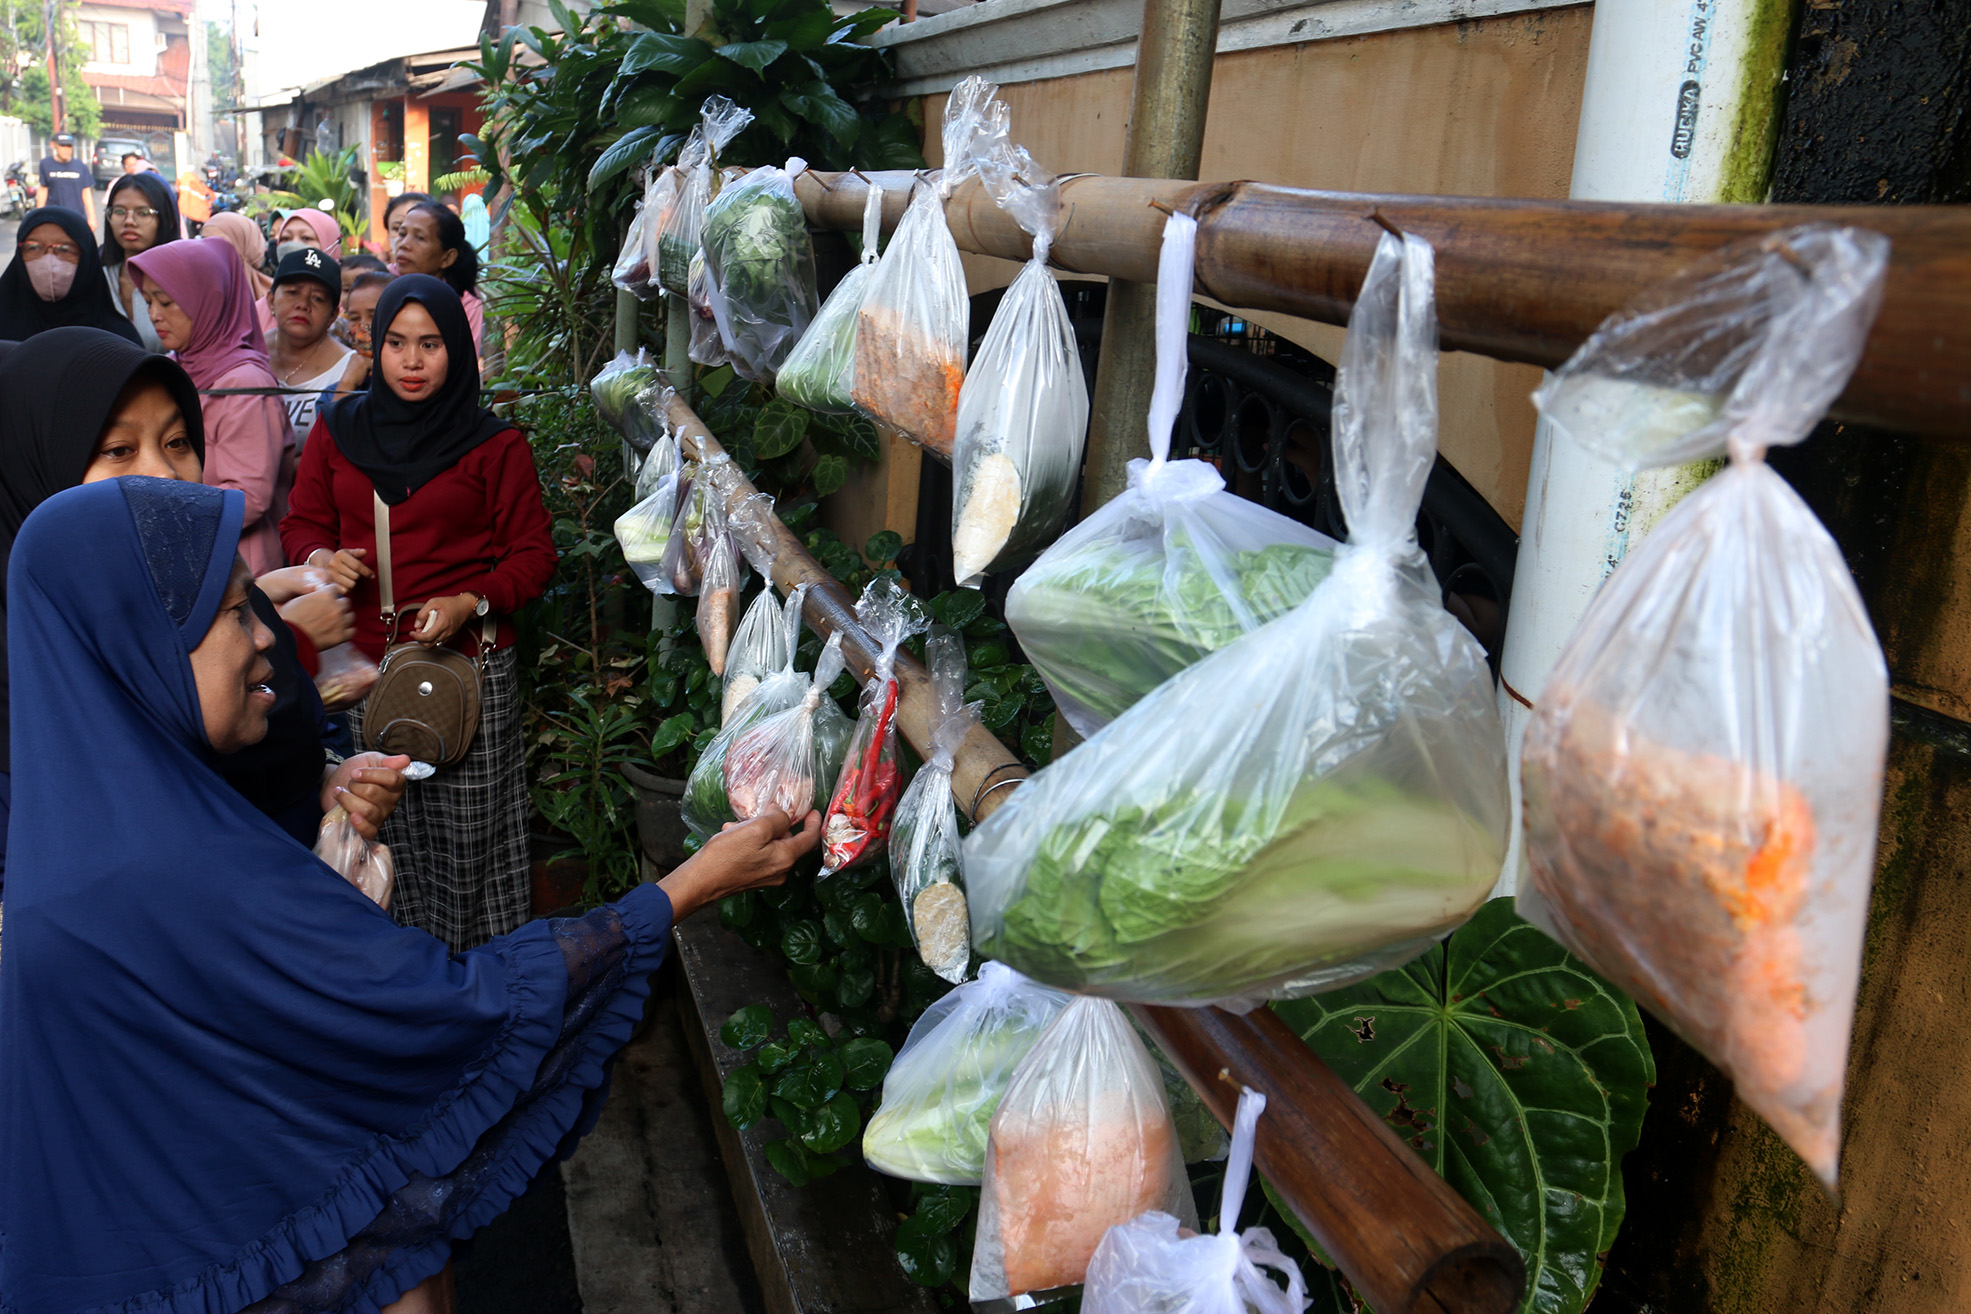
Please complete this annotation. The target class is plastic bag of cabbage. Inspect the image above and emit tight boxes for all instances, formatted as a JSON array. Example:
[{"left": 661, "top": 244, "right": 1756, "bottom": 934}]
[
  {"left": 702, "top": 156, "right": 821, "bottom": 383},
  {"left": 966, "top": 220, "right": 1510, "bottom": 1009},
  {"left": 612, "top": 435, "right": 682, "bottom": 595},
  {"left": 949, "top": 142, "right": 1088, "bottom": 588},
  {"left": 1004, "top": 220, "right": 1336, "bottom": 735},
  {"left": 657, "top": 97, "right": 752, "bottom": 296},
  {"left": 862, "top": 961, "right": 1070, "bottom": 1185},
  {"left": 589, "top": 349, "right": 665, "bottom": 451}
]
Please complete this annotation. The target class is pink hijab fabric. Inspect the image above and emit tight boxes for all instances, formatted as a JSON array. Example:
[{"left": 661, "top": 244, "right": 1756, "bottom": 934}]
[
  {"left": 280, "top": 208, "right": 344, "bottom": 258},
  {"left": 129, "top": 239, "right": 273, "bottom": 389}
]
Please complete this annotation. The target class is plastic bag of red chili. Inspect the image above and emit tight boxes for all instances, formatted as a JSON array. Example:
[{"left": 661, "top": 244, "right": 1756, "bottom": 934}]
[
  {"left": 820, "top": 579, "right": 927, "bottom": 876},
  {"left": 1518, "top": 225, "right": 1891, "bottom": 1190}
]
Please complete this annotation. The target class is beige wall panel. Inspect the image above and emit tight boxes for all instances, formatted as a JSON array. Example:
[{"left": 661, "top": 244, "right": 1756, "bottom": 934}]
[{"left": 923, "top": 6, "right": 1592, "bottom": 527}]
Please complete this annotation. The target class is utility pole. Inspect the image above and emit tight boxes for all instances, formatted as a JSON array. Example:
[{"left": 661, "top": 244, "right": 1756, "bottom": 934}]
[{"left": 43, "top": 0, "right": 61, "bottom": 133}]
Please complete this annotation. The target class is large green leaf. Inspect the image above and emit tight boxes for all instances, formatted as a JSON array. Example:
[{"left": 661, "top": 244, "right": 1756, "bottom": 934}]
[
  {"left": 1272, "top": 898, "right": 1654, "bottom": 1314},
  {"left": 621, "top": 30, "right": 712, "bottom": 75},
  {"left": 718, "top": 38, "right": 787, "bottom": 73},
  {"left": 587, "top": 125, "right": 663, "bottom": 190}
]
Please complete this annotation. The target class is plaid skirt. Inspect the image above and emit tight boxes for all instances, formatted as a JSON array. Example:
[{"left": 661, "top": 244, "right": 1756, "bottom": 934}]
[{"left": 351, "top": 646, "right": 531, "bottom": 953}]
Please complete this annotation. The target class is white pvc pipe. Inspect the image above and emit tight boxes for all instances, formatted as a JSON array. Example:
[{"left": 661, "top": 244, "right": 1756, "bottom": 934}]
[{"left": 1493, "top": 0, "right": 1791, "bottom": 894}]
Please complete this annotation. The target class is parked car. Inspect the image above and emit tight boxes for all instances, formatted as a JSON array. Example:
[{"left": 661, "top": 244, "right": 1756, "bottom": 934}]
[{"left": 92, "top": 137, "right": 148, "bottom": 186}]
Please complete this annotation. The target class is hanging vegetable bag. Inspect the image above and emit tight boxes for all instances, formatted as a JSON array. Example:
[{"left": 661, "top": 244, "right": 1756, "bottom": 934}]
[
  {"left": 863, "top": 961, "right": 1072, "bottom": 1185},
  {"left": 682, "top": 587, "right": 814, "bottom": 839},
  {"left": 1517, "top": 224, "right": 1891, "bottom": 1189},
  {"left": 721, "top": 633, "right": 853, "bottom": 824},
  {"left": 657, "top": 97, "right": 753, "bottom": 295},
  {"left": 850, "top": 76, "right": 1004, "bottom": 456},
  {"left": 820, "top": 578, "right": 927, "bottom": 876},
  {"left": 889, "top": 629, "right": 980, "bottom": 982},
  {"left": 779, "top": 182, "right": 885, "bottom": 414},
  {"left": 722, "top": 585, "right": 794, "bottom": 725},
  {"left": 950, "top": 142, "right": 1089, "bottom": 588},
  {"left": 701, "top": 156, "right": 822, "bottom": 383},
  {"left": 970, "top": 995, "right": 1196, "bottom": 1301},
  {"left": 964, "top": 219, "right": 1510, "bottom": 1009},
  {"left": 613, "top": 436, "right": 686, "bottom": 596}
]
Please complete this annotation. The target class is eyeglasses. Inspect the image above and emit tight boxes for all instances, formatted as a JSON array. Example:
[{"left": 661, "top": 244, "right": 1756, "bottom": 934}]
[
  {"left": 19, "top": 241, "right": 81, "bottom": 260},
  {"left": 108, "top": 206, "right": 160, "bottom": 221}
]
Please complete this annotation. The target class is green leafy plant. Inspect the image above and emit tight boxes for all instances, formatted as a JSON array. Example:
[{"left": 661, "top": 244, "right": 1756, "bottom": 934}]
[
  {"left": 1273, "top": 897, "right": 1655, "bottom": 1314},
  {"left": 267, "top": 145, "right": 368, "bottom": 244},
  {"left": 719, "top": 1004, "right": 896, "bottom": 1186}
]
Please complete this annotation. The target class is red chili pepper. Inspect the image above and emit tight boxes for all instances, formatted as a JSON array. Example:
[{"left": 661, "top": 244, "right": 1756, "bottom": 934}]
[{"left": 824, "top": 678, "right": 904, "bottom": 871}]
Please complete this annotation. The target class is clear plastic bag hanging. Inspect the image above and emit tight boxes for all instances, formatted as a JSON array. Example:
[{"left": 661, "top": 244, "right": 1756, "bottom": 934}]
[
  {"left": 657, "top": 97, "right": 753, "bottom": 296},
  {"left": 683, "top": 587, "right": 813, "bottom": 839},
  {"left": 966, "top": 225, "right": 1509, "bottom": 1009},
  {"left": 889, "top": 630, "right": 979, "bottom": 982},
  {"left": 970, "top": 995, "right": 1196, "bottom": 1301},
  {"left": 722, "top": 586, "right": 793, "bottom": 725},
  {"left": 1517, "top": 224, "right": 1891, "bottom": 1188},
  {"left": 615, "top": 435, "right": 684, "bottom": 596},
  {"left": 779, "top": 182, "right": 884, "bottom": 414},
  {"left": 722, "top": 633, "right": 852, "bottom": 823},
  {"left": 820, "top": 578, "right": 926, "bottom": 876},
  {"left": 1082, "top": 1087, "right": 1306, "bottom": 1314},
  {"left": 695, "top": 492, "right": 746, "bottom": 676},
  {"left": 850, "top": 77, "right": 1004, "bottom": 456},
  {"left": 590, "top": 348, "right": 666, "bottom": 451},
  {"left": 863, "top": 961, "right": 1072, "bottom": 1185},
  {"left": 1005, "top": 215, "right": 1338, "bottom": 736},
  {"left": 949, "top": 143, "right": 1088, "bottom": 587},
  {"left": 702, "top": 156, "right": 821, "bottom": 383}
]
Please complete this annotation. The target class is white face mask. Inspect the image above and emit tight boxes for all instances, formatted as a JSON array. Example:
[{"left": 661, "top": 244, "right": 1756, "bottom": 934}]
[
  {"left": 27, "top": 255, "right": 76, "bottom": 302},
  {"left": 276, "top": 240, "right": 311, "bottom": 263}
]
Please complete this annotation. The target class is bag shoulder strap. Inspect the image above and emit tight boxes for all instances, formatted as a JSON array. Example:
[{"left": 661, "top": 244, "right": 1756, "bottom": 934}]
[
  {"left": 372, "top": 486, "right": 495, "bottom": 659},
  {"left": 372, "top": 488, "right": 396, "bottom": 619}
]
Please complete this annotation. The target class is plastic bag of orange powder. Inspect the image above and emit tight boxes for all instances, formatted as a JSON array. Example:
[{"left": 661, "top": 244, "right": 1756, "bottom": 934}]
[{"left": 1518, "top": 225, "right": 1892, "bottom": 1188}]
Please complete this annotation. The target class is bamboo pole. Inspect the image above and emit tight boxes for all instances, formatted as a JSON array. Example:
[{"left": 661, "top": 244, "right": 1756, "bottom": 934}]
[
  {"left": 1082, "top": 0, "right": 1225, "bottom": 512},
  {"left": 660, "top": 382, "right": 1523, "bottom": 1314},
  {"left": 791, "top": 171, "right": 1971, "bottom": 440}
]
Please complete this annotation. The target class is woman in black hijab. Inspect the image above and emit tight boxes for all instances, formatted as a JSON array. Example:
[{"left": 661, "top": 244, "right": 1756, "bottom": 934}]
[
  {"left": 284, "top": 275, "right": 557, "bottom": 952},
  {"left": 0, "top": 328, "right": 406, "bottom": 884},
  {"left": 0, "top": 206, "right": 140, "bottom": 343},
  {"left": 99, "top": 171, "right": 180, "bottom": 351}
]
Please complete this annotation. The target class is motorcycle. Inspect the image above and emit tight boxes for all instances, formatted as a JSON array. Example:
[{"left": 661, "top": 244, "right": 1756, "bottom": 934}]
[{"left": 1, "top": 163, "right": 28, "bottom": 219}]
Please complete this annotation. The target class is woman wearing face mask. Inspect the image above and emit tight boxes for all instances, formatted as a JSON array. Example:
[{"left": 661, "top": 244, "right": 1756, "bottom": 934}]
[
  {"left": 130, "top": 238, "right": 297, "bottom": 574},
  {"left": 283, "top": 276, "right": 557, "bottom": 953},
  {"left": 0, "top": 207, "right": 141, "bottom": 343},
  {"left": 0, "top": 327, "right": 404, "bottom": 885},
  {"left": 391, "top": 201, "right": 485, "bottom": 357},
  {"left": 276, "top": 205, "right": 345, "bottom": 261},
  {"left": 0, "top": 473, "right": 817, "bottom": 1314},
  {"left": 200, "top": 209, "right": 279, "bottom": 334},
  {"left": 97, "top": 172, "right": 181, "bottom": 351},
  {"left": 266, "top": 247, "right": 353, "bottom": 445}
]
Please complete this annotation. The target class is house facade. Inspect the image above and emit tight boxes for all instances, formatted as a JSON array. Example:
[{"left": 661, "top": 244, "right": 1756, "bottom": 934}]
[{"left": 74, "top": 0, "right": 200, "bottom": 174}]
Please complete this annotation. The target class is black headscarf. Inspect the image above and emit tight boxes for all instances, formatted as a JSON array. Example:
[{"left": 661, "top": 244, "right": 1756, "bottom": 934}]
[
  {"left": 318, "top": 274, "right": 508, "bottom": 505},
  {"left": 0, "top": 330, "right": 330, "bottom": 823},
  {"left": 0, "top": 207, "right": 142, "bottom": 343},
  {"left": 100, "top": 172, "right": 182, "bottom": 266}
]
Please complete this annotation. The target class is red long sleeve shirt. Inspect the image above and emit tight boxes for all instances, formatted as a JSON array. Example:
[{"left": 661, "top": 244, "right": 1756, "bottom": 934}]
[{"left": 280, "top": 421, "right": 558, "bottom": 663}]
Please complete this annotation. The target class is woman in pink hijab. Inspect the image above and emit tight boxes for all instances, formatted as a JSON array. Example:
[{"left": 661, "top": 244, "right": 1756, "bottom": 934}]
[
  {"left": 130, "top": 239, "right": 297, "bottom": 574},
  {"left": 275, "top": 206, "right": 344, "bottom": 260},
  {"left": 200, "top": 211, "right": 278, "bottom": 334}
]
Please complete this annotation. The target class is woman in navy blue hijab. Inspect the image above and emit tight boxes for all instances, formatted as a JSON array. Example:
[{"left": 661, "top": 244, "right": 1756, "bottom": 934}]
[{"left": 0, "top": 478, "right": 821, "bottom": 1313}]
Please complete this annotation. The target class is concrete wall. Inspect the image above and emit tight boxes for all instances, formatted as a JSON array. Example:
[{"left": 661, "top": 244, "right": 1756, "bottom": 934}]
[{"left": 917, "top": 6, "right": 1594, "bottom": 528}]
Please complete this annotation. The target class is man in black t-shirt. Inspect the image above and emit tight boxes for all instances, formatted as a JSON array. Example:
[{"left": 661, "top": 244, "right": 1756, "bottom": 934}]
[{"left": 34, "top": 134, "right": 96, "bottom": 226}]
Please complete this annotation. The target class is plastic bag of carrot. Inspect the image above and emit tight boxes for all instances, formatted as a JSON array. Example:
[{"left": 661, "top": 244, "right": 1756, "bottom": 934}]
[{"left": 1519, "top": 225, "right": 1892, "bottom": 1189}]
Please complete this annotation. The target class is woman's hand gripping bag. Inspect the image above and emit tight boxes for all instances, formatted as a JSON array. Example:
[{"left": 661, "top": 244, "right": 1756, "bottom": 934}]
[
  {"left": 949, "top": 143, "right": 1089, "bottom": 588},
  {"left": 850, "top": 76, "right": 1004, "bottom": 456},
  {"left": 1083, "top": 1087, "right": 1306, "bottom": 1314},
  {"left": 683, "top": 586, "right": 811, "bottom": 839},
  {"left": 970, "top": 995, "right": 1196, "bottom": 1301},
  {"left": 702, "top": 156, "right": 822, "bottom": 383},
  {"left": 779, "top": 182, "right": 884, "bottom": 414},
  {"left": 316, "top": 806, "right": 395, "bottom": 909},
  {"left": 1517, "top": 225, "right": 1892, "bottom": 1188},
  {"left": 1005, "top": 215, "right": 1337, "bottom": 735},
  {"left": 891, "top": 630, "right": 981, "bottom": 982},
  {"left": 821, "top": 578, "right": 926, "bottom": 876},
  {"left": 967, "top": 225, "right": 1508, "bottom": 1009},
  {"left": 722, "top": 632, "right": 853, "bottom": 824},
  {"left": 863, "top": 961, "right": 1071, "bottom": 1184}
]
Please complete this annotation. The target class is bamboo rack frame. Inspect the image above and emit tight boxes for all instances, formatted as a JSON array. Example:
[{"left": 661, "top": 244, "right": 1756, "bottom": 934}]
[
  {"left": 793, "top": 170, "right": 1971, "bottom": 440},
  {"left": 662, "top": 384, "right": 1525, "bottom": 1314}
]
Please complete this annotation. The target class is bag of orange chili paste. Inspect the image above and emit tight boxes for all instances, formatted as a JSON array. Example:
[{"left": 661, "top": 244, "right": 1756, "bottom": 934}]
[{"left": 1518, "top": 224, "right": 1892, "bottom": 1189}]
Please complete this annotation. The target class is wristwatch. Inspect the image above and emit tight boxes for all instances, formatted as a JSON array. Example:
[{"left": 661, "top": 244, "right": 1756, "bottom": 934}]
[{"left": 468, "top": 592, "right": 490, "bottom": 617}]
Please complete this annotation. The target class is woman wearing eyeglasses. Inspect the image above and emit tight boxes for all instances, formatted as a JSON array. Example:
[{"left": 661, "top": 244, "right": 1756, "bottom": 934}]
[
  {"left": 99, "top": 172, "right": 182, "bottom": 351},
  {"left": 0, "top": 207, "right": 141, "bottom": 344}
]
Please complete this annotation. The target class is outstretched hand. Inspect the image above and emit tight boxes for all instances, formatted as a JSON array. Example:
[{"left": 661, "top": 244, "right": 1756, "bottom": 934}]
[{"left": 659, "top": 808, "right": 823, "bottom": 923}]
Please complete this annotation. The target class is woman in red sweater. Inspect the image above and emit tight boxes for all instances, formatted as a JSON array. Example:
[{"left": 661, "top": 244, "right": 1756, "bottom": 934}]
[{"left": 283, "top": 274, "right": 556, "bottom": 953}]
